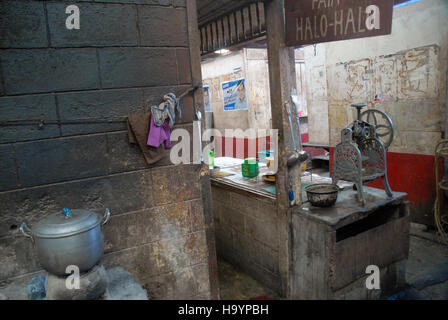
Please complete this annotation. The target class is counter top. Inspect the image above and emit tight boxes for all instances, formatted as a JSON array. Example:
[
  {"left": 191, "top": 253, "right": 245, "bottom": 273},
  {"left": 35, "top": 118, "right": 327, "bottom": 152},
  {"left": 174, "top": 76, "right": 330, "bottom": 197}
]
[{"left": 297, "top": 187, "right": 407, "bottom": 229}]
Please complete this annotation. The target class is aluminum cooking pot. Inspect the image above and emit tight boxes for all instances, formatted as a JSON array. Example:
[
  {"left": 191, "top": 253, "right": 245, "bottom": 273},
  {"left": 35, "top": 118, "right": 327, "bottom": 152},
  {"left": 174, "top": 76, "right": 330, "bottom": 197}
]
[{"left": 20, "top": 208, "right": 110, "bottom": 276}]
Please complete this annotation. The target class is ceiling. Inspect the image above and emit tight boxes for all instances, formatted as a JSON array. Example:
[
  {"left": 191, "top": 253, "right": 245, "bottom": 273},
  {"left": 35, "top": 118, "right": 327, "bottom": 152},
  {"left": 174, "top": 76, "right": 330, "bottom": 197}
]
[{"left": 197, "top": 0, "right": 262, "bottom": 26}]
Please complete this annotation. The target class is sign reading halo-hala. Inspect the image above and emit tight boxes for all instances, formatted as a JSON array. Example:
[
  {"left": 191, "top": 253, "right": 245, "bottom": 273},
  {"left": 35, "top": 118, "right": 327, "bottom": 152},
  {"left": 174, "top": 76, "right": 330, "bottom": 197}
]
[{"left": 285, "top": 0, "right": 394, "bottom": 47}]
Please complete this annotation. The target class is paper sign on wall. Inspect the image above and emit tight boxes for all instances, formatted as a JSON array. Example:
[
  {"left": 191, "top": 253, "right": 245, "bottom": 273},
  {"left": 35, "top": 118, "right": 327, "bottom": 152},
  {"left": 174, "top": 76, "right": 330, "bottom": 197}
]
[
  {"left": 203, "top": 86, "right": 211, "bottom": 112},
  {"left": 222, "top": 78, "right": 248, "bottom": 111}
]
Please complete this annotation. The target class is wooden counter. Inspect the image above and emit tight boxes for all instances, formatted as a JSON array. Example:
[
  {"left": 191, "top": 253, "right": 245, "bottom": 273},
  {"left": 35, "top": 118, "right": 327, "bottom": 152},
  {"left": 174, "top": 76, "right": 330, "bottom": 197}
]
[
  {"left": 291, "top": 187, "right": 410, "bottom": 299},
  {"left": 210, "top": 158, "right": 410, "bottom": 299}
]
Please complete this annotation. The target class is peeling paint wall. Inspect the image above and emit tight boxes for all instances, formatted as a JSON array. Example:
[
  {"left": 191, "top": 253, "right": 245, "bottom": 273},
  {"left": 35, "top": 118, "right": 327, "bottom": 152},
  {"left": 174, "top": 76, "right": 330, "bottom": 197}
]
[
  {"left": 328, "top": 45, "right": 443, "bottom": 154},
  {"left": 308, "top": 0, "right": 448, "bottom": 225}
]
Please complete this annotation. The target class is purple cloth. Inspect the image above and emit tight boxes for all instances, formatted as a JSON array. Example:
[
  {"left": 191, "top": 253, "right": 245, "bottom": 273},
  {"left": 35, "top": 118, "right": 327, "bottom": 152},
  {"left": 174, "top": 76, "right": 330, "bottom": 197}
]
[{"left": 147, "top": 115, "right": 171, "bottom": 148}]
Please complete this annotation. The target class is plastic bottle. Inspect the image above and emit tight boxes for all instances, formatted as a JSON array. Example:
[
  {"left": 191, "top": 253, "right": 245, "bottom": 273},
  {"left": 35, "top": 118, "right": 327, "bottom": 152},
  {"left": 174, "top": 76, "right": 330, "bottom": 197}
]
[{"left": 209, "top": 150, "right": 215, "bottom": 170}]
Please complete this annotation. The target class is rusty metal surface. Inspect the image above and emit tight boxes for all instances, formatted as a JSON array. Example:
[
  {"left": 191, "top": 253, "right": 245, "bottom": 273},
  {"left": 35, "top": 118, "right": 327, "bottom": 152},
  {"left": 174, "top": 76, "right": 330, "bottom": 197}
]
[{"left": 285, "top": 0, "right": 393, "bottom": 47}]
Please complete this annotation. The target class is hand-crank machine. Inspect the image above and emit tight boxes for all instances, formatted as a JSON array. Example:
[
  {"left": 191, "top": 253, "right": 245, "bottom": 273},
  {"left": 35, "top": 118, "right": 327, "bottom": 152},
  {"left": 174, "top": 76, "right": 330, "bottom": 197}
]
[{"left": 332, "top": 104, "right": 395, "bottom": 205}]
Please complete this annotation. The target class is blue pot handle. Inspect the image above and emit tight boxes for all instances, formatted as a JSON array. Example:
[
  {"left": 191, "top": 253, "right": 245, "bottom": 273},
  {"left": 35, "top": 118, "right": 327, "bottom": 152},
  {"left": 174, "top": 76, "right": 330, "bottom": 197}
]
[{"left": 62, "top": 208, "right": 72, "bottom": 217}]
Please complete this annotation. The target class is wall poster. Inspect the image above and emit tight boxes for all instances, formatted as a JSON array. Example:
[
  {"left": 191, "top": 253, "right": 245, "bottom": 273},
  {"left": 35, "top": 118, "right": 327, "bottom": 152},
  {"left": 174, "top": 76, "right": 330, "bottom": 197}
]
[{"left": 221, "top": 78, "right": 248, "bottom": 111}]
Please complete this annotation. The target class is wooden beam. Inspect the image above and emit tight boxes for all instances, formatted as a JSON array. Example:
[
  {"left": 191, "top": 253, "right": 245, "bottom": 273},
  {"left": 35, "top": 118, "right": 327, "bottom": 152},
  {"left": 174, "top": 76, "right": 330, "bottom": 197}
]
[
  {"left": 265, "top": 0, "right": 302, "bottom": 298},
  {"left": 445, "top": 58, "right": 448, "bottom": 182},
  {"left": 186, "top": 0, "right": 219, "bottom": 300}
]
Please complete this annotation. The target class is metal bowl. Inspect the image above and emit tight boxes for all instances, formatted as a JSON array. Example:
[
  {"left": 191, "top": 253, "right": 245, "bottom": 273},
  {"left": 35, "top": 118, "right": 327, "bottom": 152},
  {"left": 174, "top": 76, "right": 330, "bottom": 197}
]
[{"left": 305, "top": 183, "right": 339, "bottom": 207}]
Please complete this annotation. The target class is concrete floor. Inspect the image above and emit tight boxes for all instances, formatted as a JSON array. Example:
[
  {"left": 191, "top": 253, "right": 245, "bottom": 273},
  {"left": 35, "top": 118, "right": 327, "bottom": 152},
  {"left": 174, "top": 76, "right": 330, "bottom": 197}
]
[
  {"left": 217, "top": 225, "right": 448, "bottom": 300},
  {"left": 1, "top": 225, "right": 446, "bottom": 300}
]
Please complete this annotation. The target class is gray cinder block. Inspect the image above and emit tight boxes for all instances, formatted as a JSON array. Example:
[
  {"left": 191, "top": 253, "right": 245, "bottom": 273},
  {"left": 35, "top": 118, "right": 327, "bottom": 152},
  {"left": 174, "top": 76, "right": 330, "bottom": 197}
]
[
  {"left": 57, "top": 88, "right": 144, "bottom": 136},
  {"left": 15, "top": 134, "right": 108, "bottom": 187},
  {"left": 99, "top": 48, "right": 178, "bottom": 89},
  {"left": 138, "top": 7, "right": 188, "bottom": 47},
  {"left": 1, "top": 49, "right": 100, "bottom": 95},
  {"left": 0, "top": 144, "right": 18, "bottom": 191},
  {"left": 0, "top": 94, "right": 60, "bottom": 143},
  {"left": 0, "top": 2, "right": 48, "bottom": 48},
  {"left": 47, "top": 3, "right": 138, "bottom": 47}
]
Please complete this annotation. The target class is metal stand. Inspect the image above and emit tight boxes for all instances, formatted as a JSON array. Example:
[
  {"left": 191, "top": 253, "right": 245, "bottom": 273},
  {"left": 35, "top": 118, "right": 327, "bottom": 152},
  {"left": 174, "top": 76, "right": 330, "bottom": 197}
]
[{"left": 332, "top": 104, "right": 394, "bottom": 205}]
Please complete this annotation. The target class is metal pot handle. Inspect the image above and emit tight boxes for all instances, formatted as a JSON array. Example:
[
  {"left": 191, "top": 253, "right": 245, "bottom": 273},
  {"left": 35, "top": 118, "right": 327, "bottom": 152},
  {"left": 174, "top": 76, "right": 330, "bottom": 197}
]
[
  {"left": 102, "top": 208, "right": 111, "bottom": 226},
  {"left": 20, "top": 222, "right": 33, "bottom": 241}
]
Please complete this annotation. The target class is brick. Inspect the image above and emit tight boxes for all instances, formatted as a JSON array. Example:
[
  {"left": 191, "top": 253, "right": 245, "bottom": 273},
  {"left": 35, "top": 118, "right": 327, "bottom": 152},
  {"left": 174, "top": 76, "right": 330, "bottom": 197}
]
[
  {"left": 108, "top": 123, "right": 194, "bottom": 173},
  {"left": 57, "top": 88, "right": 144, "bottom": 136},
  {"left": 99, "top": 48, "right": 178, "bottom": 89},
  {"left": 102, "top": 242, "right": 159, "bottom": 280},
  {"left": 170, "top": 268, "right": 199, "bottom": 298},
  {"left": 15, "top": 135, "right": 109, "bottom": 187},
  {"left": 151, "top": 164, "right": 201, "bottom": 205},
  {"left": 103, "top": 209, "right": 158, "bottom": 252},
  {"left": 143, "top": 272, "right": 176, "bottom": 300},
  {"left": 215, "top": 223, "right": 234, "bottom": 258},
  {"left": 47, "top": 3, "right": 138, "bottom": 47},
  {"left": 0, "top": 236, "right": 42, "bottom": 281},
  {"left": 107, "top": 131, "right": 149, "bottom": 174},
  {"left": 142, "top": 85, "right": 195, "bottom": 124},
  {"left": 105, "top": 170, "right": 155, "bottom": 213},
  {"left": 173, "top": 0, "right": 186, "bottom": 7},
  {"left": 154, "top": 237, "right": 189, "bottom": 274},
  {"left": 232, "top": 231, "right": 257, "bottom": 263},
  {"left": 184, "top": 231, "right": 209, "bottom": 266},
  {"left": 138, "top": 7, "right": 188, "bottom": 47},
  {"left": 211, "top": 186, "right": 230, "bottom": 203},
  {"left": 0, "top": 94, "right": 60, "bottom": 143},
  {"left": 0, "top": 144, "right": 18, "bottom": 191},
  {"left": 252, "top": 241, "right": 280, "bottom": 275},
  {"left": 0, "top": 2, "right": 47, "bottom": 48},
  {"left": 245, "top": 215, "right": 279, "bottom": 251},
  {"left": 254, "top": 197, "right": 277, "bottom": 221},
  {"left": 142, "top": 85, "right": 191, "bottom": 106},
  {"left": 221, "top": 205, "right": 245, "bottom": 233},
  {"left": 244, "top": 260, "right": 282, "bottom": 295},
  {"left": 190, "top": 200, "right": 205, "bottom": 232},
  {"left": 229, "top": 191, "right": 258, "bottom": 216},
  {"left": 0, "top": 71, "right": 4, "bottom": 96},
  {"left": 98, "top": 0, "right": 171, "bottom": 5},
  {"left": 1, "top": 49, "right": 100, "bottom": 95},
  {"left": 0, "top": 170, "right": 154, "bottom": 238},
  {"left": 155, "top": 201, "right": 192, "bottom": 237},
  {"left": 176, "top": 48, "right": 192, "bottom": 84}
]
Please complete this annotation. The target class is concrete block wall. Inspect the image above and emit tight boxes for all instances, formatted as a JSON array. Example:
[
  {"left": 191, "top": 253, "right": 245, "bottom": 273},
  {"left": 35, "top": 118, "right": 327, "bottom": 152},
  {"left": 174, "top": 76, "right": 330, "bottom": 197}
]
[
  {"left": 211, "top": 185, "right": 282, "bottom": 295},
  {"left": 0, "top": 0, "right": 218, "bottom": 300}
]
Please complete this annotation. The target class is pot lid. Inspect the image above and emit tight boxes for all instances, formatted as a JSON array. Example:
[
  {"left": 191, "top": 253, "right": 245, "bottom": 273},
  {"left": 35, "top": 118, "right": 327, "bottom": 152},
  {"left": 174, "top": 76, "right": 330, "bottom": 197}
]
[{"left": 32, "top": 208, "right": 102, "bottom": 238}]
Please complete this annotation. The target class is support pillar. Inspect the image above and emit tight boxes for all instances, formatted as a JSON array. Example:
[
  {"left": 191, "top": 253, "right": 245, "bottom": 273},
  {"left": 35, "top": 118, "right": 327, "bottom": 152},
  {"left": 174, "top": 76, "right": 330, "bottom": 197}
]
[{"left": 265, "top": 0, "right": 302, "bottom": 298}]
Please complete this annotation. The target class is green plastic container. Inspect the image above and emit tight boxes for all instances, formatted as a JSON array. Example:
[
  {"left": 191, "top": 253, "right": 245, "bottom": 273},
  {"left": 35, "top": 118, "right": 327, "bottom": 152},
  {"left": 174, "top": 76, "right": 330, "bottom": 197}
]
[
  {"left": 209, "top": 150, "right": 214, "bottom": 169},
  {"left": 242, "top": 158, "right": 259, "bottom": 178}
]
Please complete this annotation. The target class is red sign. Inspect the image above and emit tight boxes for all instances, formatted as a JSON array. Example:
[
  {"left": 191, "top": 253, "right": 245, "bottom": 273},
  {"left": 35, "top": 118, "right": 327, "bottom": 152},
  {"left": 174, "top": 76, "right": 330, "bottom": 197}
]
[{"left": 285, "top": 0, "right": 394, "bottom": 47}]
